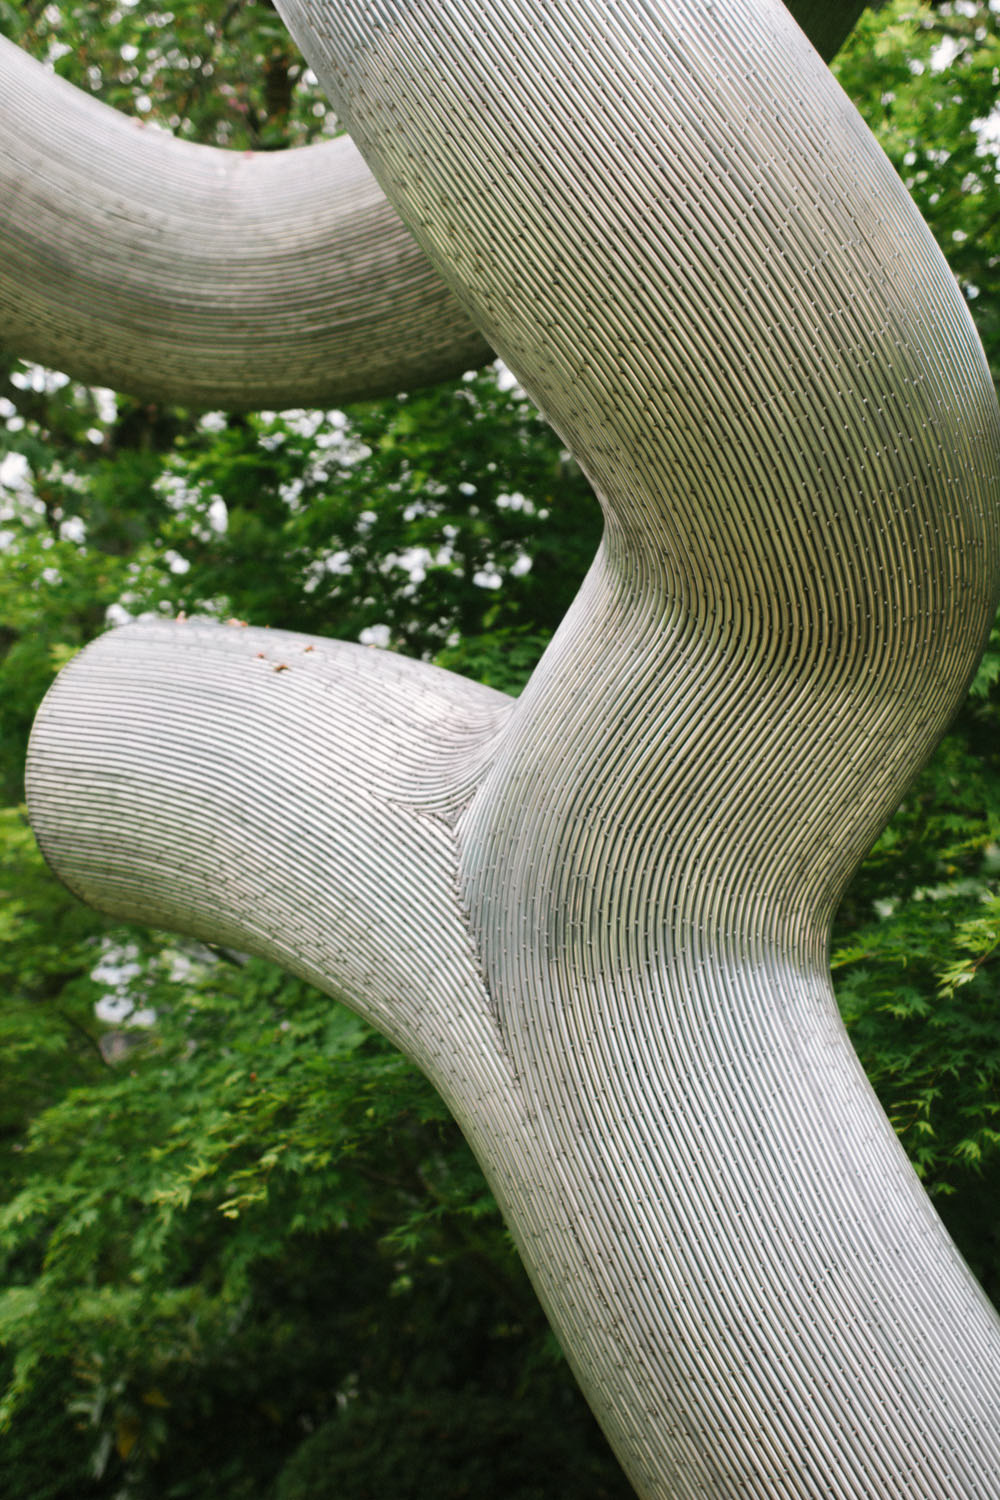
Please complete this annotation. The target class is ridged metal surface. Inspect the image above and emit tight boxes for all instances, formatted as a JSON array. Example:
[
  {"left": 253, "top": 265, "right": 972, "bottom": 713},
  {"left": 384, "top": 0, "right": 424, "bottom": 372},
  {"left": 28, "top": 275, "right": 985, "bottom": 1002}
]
[
  {"left": 24, "top": 0, "right": 1000, "bottom": 1494},
  {"left": 0, "top": 35, "right": 489, "bottom": 407},
  {"left": 28, "top": 625, "right": 510, "bottom": 1070},
  {"left": 1, "top": 5, "right": 862, "bottom": 409}
]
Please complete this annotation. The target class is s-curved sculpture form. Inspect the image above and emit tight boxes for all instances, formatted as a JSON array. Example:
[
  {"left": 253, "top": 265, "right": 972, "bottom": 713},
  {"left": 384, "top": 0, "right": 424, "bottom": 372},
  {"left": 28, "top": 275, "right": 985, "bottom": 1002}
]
[
  {"left": 23, "top": 1, "right": 1000, "bottom": 1495},
  {"left": 0, "top": 1, "right": 859, "bottom": 408}
]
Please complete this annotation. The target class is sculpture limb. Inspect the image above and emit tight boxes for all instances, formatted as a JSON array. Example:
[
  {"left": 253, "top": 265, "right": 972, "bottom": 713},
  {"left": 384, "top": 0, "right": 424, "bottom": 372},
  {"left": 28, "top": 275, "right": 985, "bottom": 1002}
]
[
  {"left": 0, "top": 35, "right": 490, "bottom": 408},
  {"left": 27, "top": 619, "right": 510, "bottom": 1081},
  {"left": 25, "top": 0, "right": 1000, "bottom": 1495},
  {"left": 267, "top": 0, "right": 1000, "bottom": 1492},
  {"left": 5, "top": 3, "right": 860, "bottom": 407}
]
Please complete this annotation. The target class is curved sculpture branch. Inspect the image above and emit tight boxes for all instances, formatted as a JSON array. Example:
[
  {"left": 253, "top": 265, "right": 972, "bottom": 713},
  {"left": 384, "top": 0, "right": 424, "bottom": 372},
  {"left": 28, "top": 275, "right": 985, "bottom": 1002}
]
[
  {"left": 0, "top": 34, "right": 490, "bottom": 408},
  {"left": 24, "top": 0, "right": 1000, "bottom": 1496},
  {"left": 27, "top": 621, "right": 510, "bottom": 1078},
  {"left": 4, "top": 3, "right": 860, "bottom": 407}
]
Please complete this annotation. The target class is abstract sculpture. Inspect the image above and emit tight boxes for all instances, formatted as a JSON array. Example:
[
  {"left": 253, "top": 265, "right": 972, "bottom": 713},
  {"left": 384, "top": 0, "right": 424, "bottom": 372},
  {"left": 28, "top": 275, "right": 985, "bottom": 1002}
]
[{"left": 13, "top": 0, "right": 1000, "bottom": 1493}]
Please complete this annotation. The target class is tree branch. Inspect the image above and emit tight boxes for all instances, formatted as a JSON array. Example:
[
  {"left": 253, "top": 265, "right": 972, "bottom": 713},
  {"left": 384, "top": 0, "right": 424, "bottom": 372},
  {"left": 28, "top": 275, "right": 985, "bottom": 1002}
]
[{"left": 786, "top": 0, "right": 869, "bottom": 61}]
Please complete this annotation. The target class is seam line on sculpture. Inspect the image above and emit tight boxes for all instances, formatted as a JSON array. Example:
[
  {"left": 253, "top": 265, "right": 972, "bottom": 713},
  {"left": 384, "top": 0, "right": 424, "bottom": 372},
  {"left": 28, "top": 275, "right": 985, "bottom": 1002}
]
[{"left": 386, "top": 795, "right": 516, "bottom": 1066}]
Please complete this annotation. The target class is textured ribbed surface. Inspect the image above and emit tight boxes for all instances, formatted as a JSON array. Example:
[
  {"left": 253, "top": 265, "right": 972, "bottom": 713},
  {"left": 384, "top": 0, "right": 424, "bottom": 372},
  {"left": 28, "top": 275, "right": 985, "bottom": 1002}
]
[
  {"left": 28, "top": 624, "right": 511, "bottom": 1081},
  {"left": 2, "top": 5, "right": 859, "bottom": 408},
  {"left": 0, "top": 35, "right": 489, "bottom": 407},
  {"left": 25, "top": 0, "right": 1000, "bottom": 1495}
]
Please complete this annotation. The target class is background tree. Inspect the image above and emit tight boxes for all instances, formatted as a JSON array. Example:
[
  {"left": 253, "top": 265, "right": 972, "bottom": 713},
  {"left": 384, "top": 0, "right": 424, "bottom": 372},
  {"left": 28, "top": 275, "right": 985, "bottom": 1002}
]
[{"left": 2, "top": 1, "right": 1000, "bottom": 1495}]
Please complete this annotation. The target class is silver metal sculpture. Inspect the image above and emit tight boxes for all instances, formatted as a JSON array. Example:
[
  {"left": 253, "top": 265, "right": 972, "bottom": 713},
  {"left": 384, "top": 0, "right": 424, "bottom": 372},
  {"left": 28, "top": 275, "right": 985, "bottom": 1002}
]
[
  {"left": 0, "top": 34, "right": 488, "bottom": 407},
  {"left": 16, "top": 0, "right": 1000, "bottom": 1493}
]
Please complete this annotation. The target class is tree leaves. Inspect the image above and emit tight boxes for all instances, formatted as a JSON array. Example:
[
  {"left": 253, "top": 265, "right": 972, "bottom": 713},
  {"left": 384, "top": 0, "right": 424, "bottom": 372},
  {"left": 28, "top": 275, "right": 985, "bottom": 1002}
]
[{"left": 5, "top": 2, "right": 1000, "bottom": 1494}]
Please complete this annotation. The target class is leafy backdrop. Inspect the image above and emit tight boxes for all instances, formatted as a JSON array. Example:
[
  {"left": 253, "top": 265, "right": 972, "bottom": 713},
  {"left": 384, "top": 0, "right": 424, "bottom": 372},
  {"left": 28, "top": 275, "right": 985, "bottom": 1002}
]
[{"left": 2, "top": 3, "right": 1000, "bottom": 1495}]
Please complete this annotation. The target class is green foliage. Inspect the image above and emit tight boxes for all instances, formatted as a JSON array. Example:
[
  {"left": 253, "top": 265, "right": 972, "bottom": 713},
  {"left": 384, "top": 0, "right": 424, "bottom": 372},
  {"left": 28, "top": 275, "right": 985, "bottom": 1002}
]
[
  {"left": 820, "top": 0, "right": 1000, "bottom": 1270},
  {"left": 436, "top": 627, "right": 554, "bottom": 695},
  {"left": 2, "top": 0, "right": 331, "bottom": 148},
  {"left": 125, "top": 376, "right": 598, "bottom": 657},
  {"left": 829, "top": 757, "right": 1000, "bottom": 1297},
  {"left": 0, "top": 922, "right": 612, "bottom": 1497},
  {"left": 834, "top": 0, "right": 1000, "bottom": 383},
  {"left": 275, "top": 1391, "right": 633, "bottom": 1500},
  {"left": 0, "top": 806, "right": 112, "bottom": 1139},
  {"left": 4, "top": 2, "right": 1000, "bottom": 1496}
]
